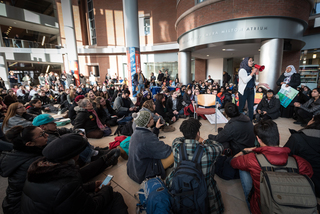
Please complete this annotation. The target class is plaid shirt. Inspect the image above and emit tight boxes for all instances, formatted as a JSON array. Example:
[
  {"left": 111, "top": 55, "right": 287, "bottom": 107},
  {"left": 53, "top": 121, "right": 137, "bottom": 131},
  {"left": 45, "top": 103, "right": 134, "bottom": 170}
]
[{"left": 166, "top": 137, "right": 224, "bottom": 214}]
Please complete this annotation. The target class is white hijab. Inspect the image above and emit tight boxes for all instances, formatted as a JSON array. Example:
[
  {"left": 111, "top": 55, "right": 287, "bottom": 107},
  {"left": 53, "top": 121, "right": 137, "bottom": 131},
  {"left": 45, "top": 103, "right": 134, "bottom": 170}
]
[{"left": 284, "top": 65, "right": 297, "bottom": 77}]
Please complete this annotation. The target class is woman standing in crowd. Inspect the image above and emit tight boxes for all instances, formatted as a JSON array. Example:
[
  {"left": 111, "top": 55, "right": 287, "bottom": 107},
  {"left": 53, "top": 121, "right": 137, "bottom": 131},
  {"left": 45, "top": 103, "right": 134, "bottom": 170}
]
[
  {"left": 2, "top": 102, "right": 35, "bottom": 133},
  {"left": 238, "top": 57, "right": 258, "bottom": 121},
  {"left": 276, "top": 65, "right": 301, "bottom": 118},
  {"left": 0, "top": 126, "right": 47, "bottom": 214}
]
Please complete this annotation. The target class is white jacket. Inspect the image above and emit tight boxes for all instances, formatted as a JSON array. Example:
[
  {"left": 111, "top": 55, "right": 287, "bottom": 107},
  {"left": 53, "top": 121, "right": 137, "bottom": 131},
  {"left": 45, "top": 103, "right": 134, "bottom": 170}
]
[{"left": 238, "top": 68, "right": 254, "bottom": 95}]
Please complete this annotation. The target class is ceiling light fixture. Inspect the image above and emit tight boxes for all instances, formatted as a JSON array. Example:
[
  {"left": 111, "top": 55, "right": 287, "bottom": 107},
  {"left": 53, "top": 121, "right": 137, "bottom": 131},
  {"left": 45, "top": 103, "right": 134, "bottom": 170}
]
[
  {"left": 313, "top": 54, "right": 317, "bottom": 59},
  {"left": 46, "top": 65, "right": 50, "bottom": 73},
  {"left": 222, "top": 49, "right": 225, "bottom": 51},
  {"left": 207, "top": 55, "right": 209, "bottom": 57}
]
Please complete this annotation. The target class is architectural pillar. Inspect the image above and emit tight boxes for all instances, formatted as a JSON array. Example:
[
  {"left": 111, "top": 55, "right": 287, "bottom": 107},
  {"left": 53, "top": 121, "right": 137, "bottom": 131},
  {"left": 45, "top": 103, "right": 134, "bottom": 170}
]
[
  {"left": 61, "top": 0, "right": 80, "bottom": 86},
  {"left": 195, "top": 58, "right": 206, "bottom": 82},
  {"left": 0, "top": 53, "right": 9, "bottom": 88},
  {"left": 259, "top": 39, "right": 284, "bottom": 91},
  {"left": 178, "top": 51, "right": 192, "bottom": 85},
  {"left": 123, "top": 0, "right": 141, "bottom": 95}
]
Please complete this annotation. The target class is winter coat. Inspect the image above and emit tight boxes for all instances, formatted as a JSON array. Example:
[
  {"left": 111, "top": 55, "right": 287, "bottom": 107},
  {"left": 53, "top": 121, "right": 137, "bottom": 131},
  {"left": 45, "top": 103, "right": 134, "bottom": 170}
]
[
  {"left": 38, "top": 76, "right": 46, "bottom": 85},
  {"left": 95, "top": 101, "right": 116, "bottom": 124},
  {"left": 299, "top": 97, "right": 320, "bottom": 116},
  {"left": 27, "top": 106, "right": 42, "bottom": 115},
  {"left": 133, "top": 73, "right": 146, "bottom": 86},
  {"left": 155, "top": 100, "right": 173, "bottom": 123},
  {"left": 73, "top": 108, "right": 101, "bottom": 134},
  {"left": 256, "top": 96, "right": 281, "bottom": 119},
  {"left": 127, "top": 127, "right": 171, "bottom": 183},
  {"left": 66, "top": 74, "right": 75, "bottom": 85},
  {"left": 209, "top": 114, "right": 255, "bottom": 155},
  {"left": 3, "top": 113, "right": 34, "bottom": 133},
  {"left": 223, "top": 73, "right": 231, "bottom": 85},
  {"left": 3, "top": 95, "right": 17, "bottom": 107},
  {"left": 231, "top": 146, "right": 313, "bottom": 214},
  {"left": 0, "top": 149, "right": 42, "bottom": 214},
  {"left": 182, "top": 93, "right": 193, "bottom": 106},
  {"left": 21, "top": 158, "right": 120, "bottom": 214},
  {"left": 68, "top": 102, "right": 78, "bottom": 124},
  {"left": 284, "top": 129, "right": 320, "bottom": 198},
  {"left": 79, "top": 75, "right": 87, "bottom": 85},
  {"left": 276, "top": 73, "right": 301, "bottom": 89},
  {"left": 157, "top": 73, "right": 164, "bottom": 82},
  {"left": 45, "top": 128, "right": 73, "bottom": 144},
  {"left": 48, "top": 75, "right": 56, "bottom": 86},
  {"left": 32, "top": 94, "right": 50, "bottom": 105},
  {"left": 166, "top": 96, "right": 183, "bottom": 113},
  {"left": 113, "top": 95, "right": 134, "bottom": 113}
]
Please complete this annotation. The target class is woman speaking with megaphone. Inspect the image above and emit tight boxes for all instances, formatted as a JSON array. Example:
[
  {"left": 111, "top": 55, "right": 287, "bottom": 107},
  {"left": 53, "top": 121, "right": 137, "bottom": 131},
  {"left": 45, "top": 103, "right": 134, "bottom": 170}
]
[{"left": 238, "top": 57, "right": 259, "bottom": 121}]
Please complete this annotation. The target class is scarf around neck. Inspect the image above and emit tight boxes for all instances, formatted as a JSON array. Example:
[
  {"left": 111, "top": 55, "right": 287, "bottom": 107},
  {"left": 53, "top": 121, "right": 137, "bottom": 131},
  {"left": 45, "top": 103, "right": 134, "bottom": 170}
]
[{"left": 87, "top": 109, "right": 105, "bottom": 130}]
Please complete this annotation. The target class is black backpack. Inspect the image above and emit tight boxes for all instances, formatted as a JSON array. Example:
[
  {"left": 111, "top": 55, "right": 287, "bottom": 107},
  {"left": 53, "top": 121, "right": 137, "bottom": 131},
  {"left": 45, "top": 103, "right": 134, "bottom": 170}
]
[
  {"left": 169, "top": 143, "right": 208, "bottom": 214},
  {"left": 114, "top": 121, "right": 133, "bottom": 136}
]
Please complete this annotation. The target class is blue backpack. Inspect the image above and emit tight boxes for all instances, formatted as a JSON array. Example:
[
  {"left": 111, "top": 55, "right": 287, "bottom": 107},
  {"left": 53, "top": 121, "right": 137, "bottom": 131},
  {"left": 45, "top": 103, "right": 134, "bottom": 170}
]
[
  {"left": 169, "top": 143, "right": 208, "bottom": 214},
  {"left": 135, "top": 176, "right": 172, "bottom": 214}
]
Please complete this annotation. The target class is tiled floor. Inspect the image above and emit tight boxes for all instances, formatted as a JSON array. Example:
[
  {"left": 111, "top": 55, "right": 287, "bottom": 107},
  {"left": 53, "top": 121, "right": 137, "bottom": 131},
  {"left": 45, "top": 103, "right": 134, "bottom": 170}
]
[
  {"left": 0, "top": 117, "right": 304, "bottom": 214},
  {"left": 86, "top": 116, "right": 303, "bottom": 214}
]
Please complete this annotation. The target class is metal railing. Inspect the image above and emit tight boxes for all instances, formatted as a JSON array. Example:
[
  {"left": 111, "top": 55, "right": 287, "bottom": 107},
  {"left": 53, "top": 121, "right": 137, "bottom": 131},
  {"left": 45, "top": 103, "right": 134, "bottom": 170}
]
[{"left": 2, "top": 38, "right": 57, "bottom": 49}]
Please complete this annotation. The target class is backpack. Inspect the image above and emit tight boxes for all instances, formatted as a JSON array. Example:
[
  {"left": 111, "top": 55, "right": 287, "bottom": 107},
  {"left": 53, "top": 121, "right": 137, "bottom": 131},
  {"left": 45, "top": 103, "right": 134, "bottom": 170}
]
[
  {"left": 135, "top": 176, "right": 171, "bottom": 214},
  {"left": 169, "top": 143, "right": 208, "bottom": 214},
  {"left": 113, "top": 121, "right": 133, "bottom": 136},
  {"left": 256, "top": 154, "right": 317, "bottom": 214}
]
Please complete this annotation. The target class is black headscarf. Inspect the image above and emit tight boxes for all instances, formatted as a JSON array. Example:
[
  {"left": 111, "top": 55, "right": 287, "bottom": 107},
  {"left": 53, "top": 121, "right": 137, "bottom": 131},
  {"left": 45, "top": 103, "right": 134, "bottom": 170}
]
[{"left": 240, "top": 57, "right": 252, "bottom": 74}]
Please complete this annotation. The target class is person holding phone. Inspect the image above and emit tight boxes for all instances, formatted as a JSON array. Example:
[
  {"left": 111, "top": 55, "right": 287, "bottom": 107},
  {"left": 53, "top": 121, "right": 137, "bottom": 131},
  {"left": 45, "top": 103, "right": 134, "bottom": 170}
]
[
  {"left": 21, "top": 133, "right": 128, "bottom": 214},
  {"left": 238, "top": 57, "right": 259, "bottom": 121}
]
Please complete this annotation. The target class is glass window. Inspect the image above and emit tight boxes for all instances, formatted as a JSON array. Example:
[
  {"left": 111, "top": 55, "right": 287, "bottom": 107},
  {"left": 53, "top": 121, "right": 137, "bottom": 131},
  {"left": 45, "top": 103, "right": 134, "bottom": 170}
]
[
  {"left": 311, "top": 0, "right": 320, "bottom": 15},
  {"left": 144, "top": 18, "right": 150, "bottom": 35},
  {"left": 87, "top": 0, "right": 96, "bottom": 45}
]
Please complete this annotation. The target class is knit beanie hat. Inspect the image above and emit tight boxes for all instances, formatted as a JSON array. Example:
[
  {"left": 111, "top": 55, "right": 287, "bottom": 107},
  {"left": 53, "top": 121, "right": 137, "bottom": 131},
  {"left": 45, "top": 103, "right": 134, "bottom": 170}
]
[
  {"left": 132, "top": 111, "right": 152, "bottom": 127},
  {"left": 42, "top": 133, "right": 87, "bottom": 163}
]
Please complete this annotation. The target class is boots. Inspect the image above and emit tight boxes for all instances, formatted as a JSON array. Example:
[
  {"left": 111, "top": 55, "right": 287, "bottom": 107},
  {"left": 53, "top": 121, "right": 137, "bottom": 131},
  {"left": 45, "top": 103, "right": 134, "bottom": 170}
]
[{"left": 162, "top": 125, "right": 175, "bottom": 132}]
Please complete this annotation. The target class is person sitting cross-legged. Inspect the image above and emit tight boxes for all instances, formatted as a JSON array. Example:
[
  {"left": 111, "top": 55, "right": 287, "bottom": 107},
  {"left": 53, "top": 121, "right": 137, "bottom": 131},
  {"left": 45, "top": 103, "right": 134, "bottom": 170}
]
[
  {"left": 166, "top": 118, "right": 224, "bottom": 214},
  {"left": 230, "top": 120, "right": 313, "bottom": 214},
  {"left": 20, "top": 133, "right": 128, "bottom": 214},
  {"left": 127, "top": 111, "right": 173, "bottom": 184},
  {"left": 254, "top": 89, "right": 280, "bottom": 123}
]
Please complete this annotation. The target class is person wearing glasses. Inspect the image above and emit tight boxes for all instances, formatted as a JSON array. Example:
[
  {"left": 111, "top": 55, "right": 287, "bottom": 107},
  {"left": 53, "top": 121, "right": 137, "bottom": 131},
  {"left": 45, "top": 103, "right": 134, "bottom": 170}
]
[
  {"left": 2, "top": 102, "right": 35, "bottom": 133},
  {"left": 0, "top": 126, "right": 48, "bottom": 214}
]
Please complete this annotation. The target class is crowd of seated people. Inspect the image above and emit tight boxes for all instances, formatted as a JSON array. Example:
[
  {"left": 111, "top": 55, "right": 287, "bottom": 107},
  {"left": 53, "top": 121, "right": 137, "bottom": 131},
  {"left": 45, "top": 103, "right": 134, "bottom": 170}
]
[{"left": 0, "top": 67, "right": 319, "bottom": 213}]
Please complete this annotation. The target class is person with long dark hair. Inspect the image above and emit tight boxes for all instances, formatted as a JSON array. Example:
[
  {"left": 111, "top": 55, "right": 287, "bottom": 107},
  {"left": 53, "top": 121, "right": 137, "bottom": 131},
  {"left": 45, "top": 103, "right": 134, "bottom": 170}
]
[
  {"left": 0, "top": 126, "right": 47, "bottom": 214},
  {"left": 238, "top": 57, "right": 258, "bottom": 120}
]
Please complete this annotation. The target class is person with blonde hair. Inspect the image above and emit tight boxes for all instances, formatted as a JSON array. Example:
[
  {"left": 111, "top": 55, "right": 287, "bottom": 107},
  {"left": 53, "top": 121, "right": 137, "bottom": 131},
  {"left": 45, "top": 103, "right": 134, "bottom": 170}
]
[{"left": 2, "top": 102, "right": 35, "bottom": 133}]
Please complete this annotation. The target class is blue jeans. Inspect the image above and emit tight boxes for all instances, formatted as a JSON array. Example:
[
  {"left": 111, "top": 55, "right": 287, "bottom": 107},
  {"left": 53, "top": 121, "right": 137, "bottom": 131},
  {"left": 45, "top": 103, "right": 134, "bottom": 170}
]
[
  {"left": 239, "top": 88, "right": 254, "bottom": 121},
  {"left": 137, "top": 83, "right": 144, "bottom": 94},
  {"left": 239, "top": 170, "right": 253, "bottom": 212},
  {"left": 178, "top": 109, "right": 184, "bottom": 115}
]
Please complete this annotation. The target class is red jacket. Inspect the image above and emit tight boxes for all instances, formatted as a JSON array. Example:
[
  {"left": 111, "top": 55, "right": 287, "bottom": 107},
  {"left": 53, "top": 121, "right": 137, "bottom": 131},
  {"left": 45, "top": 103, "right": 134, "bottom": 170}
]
[{"left": 230, "top": 146, "right": 313, "bottom": 214}]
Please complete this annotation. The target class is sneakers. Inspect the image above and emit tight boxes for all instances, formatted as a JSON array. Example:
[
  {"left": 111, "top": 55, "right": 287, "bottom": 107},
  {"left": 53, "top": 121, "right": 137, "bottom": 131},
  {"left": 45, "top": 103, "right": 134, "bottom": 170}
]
[{"left": 162, "top": 125, "right": 176, "bottom": 132}]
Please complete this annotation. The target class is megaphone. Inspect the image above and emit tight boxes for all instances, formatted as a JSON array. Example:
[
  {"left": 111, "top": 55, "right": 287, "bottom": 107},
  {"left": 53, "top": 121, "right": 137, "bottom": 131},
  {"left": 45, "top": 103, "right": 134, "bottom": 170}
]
[{"left": 253, "top": 64, "right": 265, "bottom": 72}]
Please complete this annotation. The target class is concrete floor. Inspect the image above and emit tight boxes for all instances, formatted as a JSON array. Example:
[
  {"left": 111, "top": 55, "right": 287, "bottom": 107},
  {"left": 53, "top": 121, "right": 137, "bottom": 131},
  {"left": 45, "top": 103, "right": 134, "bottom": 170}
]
[{"left": 0, "top": 117, "right": 305, "bottom": 214}]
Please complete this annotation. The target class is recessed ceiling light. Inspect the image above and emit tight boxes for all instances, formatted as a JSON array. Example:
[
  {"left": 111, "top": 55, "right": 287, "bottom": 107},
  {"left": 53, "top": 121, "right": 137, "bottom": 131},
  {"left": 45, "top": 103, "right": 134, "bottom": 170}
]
[
  {"left": 258, "top": 49, "right": 260, "bottom": 51},
  {"left": 207, "top": 55, "right": 209, "bottom": 57},
  {"left": 222, "top": 49, "right": 225, "bottom": 51}
]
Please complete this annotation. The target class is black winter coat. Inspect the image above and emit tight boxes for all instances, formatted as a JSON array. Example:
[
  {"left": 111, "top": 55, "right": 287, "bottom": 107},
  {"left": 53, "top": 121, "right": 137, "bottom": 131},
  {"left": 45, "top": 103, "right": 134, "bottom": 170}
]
[
  {"left": 95, "top": 101, "right": 116, "bottom": 124},
  {"left": 155, "top": 100, "right": 173, "bottom": 123},
  {"left": 33, "top": 94, "right": 50, "bottom": 105},
  {"left": 68, "top": 102, "right": 78, "bottom": 124},
  {"left": 284, "top": 129, "right": 320, "bottom": 198},
  {"left": 73, "top": 108, "right": 101, "bottom": 134},
  {"left": 209, "top": 114, "right": 255, "bottom": 155},
  {"left": 256, "top": 96, "right": 281, "bottom": 119},
  {"left": 182, "top": 93, "right": 193, "bottom": 106},
  {"left": 0, "top": 149, "right": 42, "bottom": 214},
  {"left": 166, "top": 96, "right": 183, "bottom": 113},
  {"left": 21, "top": 158, "right": 124, "bottom": 214},
  {"left": 27, "top": 106, "right": 42, "bottom": 115},
  {"left": 276, "top": 73, "right": 301, "bottom": 89}
]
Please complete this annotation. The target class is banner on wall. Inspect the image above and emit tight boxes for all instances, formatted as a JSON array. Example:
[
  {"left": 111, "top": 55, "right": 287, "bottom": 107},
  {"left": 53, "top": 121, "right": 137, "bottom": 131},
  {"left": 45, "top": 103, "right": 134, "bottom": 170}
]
[
  {"left": 126, "top": 47, "right": 141, "bottom": 96},
  {"left": 69, "top": 60, "right": 80, "bottom": 86}
]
